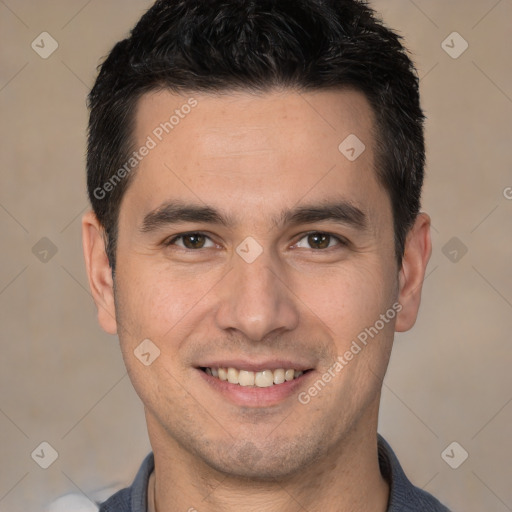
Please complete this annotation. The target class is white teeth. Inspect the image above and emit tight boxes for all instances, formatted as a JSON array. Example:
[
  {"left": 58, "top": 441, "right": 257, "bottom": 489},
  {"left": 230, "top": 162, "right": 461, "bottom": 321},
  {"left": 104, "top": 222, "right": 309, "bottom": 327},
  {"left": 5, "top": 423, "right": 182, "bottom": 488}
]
[
  {"left": 238, "top": 370, "right": 255, "bottom": 387},
  {"left": 227, "top": 367, "right": 239, "bottom": 384},
  {"left": 203, "top": 367, "right": 307, "bottom": 387},
  {"left": 273, "top": 368, "right": 285, "bottom": 384},
  {"left": 255, "top": 370, "right": 274, "bottom": 387}
]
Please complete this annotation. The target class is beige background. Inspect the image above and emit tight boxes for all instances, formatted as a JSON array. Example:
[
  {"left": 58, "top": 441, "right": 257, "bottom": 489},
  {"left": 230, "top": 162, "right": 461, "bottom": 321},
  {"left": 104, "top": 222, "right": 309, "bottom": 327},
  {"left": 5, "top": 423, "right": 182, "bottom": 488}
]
[{"left": 1, "top": 1, "right": 511, "bottom": 511}]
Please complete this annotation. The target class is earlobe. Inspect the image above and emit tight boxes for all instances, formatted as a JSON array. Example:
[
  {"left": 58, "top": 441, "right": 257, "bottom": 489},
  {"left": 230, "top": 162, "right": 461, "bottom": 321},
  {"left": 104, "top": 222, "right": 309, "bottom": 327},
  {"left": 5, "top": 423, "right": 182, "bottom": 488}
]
[
  {"left": 81, "top": 211, "right": 118, "bottom": 334},
  {"left": 395, "top": 212, "right": 432, "bottom": 333}
]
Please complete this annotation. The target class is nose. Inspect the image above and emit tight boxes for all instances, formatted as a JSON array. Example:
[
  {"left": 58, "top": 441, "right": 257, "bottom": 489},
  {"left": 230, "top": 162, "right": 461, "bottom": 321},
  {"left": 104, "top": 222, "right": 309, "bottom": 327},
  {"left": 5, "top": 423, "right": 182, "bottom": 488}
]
[{"left": 214, "top": 246, "right": 300, "bottom": 342}]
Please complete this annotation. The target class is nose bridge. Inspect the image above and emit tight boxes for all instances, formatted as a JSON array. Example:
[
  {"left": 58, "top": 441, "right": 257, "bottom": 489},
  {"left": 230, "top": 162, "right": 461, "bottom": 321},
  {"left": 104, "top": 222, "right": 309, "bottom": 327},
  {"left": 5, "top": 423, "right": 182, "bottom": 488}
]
[{"left": 214, "top": 244, "right": 299, "bottom": 341}]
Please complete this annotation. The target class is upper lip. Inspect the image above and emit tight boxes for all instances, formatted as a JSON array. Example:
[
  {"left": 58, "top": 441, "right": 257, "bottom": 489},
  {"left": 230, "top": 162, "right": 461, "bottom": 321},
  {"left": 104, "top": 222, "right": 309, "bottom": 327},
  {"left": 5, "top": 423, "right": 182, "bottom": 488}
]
[{"left": 196, "top": 359, "right": 314, "bottom": 372}]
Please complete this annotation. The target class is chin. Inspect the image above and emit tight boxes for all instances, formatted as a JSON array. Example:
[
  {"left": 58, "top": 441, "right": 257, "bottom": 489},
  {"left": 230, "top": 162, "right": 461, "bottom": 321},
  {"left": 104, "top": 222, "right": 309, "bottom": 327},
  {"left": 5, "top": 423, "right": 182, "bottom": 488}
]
[{"left": 200, "top": 438, "right": 323, "bottom": 482}]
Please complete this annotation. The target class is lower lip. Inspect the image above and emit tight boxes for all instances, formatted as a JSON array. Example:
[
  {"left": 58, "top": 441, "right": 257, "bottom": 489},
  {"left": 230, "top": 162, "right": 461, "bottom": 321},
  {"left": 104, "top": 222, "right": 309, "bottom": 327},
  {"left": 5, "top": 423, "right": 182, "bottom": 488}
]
[{"left": 196, "top": 369, "right": 314, "bottom": 407}]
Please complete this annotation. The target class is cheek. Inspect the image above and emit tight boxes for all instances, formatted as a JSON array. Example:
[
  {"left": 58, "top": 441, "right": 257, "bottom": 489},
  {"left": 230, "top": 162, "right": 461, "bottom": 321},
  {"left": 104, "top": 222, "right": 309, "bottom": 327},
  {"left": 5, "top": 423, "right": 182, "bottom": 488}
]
[
  {"left": 304, "top": 262, "right": 396, "bottom": 410},
  {"left": 296, "top": 259, "right": 396, "bottom": 341},
  {"left": 113, "top": 258, "right": 219, "bottom": 343},
  {"left": 112, "top": 262, "right": 208, "bottom": 401}
]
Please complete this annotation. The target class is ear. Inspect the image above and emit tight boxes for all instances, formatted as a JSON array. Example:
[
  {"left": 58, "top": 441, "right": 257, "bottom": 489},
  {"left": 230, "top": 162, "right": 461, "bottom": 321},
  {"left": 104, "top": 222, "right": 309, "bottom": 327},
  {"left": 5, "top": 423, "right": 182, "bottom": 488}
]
[
  {"left": 395, "top": 212, "right": 432, "bottom": 332},
  {"left": 82, "top": 211, "right": 118, "bottom": 334}
]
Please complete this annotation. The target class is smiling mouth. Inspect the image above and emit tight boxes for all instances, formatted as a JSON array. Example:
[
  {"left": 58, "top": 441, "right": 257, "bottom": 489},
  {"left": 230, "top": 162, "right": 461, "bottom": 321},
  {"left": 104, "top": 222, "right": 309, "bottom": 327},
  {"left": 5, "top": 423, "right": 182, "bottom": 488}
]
[{"left": 199, "top": 367, "right": 312, "bottom": 387}]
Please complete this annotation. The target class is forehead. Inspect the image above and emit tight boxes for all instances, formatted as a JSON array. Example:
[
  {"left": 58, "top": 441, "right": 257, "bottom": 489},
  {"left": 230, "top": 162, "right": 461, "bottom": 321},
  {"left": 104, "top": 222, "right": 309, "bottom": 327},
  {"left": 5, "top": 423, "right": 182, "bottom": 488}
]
[
  {"left": 134, "top": 88, "right": 374, "bottom": 157},
  {"left": 123, "top": 88, "right": 388, "bottom": 231}
]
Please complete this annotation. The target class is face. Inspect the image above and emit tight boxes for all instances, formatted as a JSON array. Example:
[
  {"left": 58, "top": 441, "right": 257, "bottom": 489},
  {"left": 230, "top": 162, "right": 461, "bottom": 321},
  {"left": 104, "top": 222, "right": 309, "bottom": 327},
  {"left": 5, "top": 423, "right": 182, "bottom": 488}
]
[{"left": 83, "top": 88, "right": 431, "bottom": 480}]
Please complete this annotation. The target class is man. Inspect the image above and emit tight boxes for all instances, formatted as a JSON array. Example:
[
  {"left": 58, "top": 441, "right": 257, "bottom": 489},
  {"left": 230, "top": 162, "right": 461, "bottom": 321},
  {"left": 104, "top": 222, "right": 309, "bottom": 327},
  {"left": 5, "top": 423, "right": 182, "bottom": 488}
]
[{"left": 82, "top": 0, "right": 451, "bottom": 510}]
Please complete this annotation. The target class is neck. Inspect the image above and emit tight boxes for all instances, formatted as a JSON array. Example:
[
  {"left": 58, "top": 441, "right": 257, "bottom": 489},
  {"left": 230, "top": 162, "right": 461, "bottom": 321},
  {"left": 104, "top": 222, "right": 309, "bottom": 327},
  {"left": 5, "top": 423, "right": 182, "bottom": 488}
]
[{"left": 146, "top": 404, "right": 389, "bottom": 512}]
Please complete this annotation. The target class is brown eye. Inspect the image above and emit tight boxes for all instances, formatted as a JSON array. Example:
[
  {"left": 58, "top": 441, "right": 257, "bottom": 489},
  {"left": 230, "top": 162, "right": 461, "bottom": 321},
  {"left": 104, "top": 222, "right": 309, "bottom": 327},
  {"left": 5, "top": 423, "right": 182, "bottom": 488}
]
[
  {"left": 182, "top": 234, "right": 206, "bottom": 249},
  {"left": 166, "top": 233, "right": 215, "bottom": 250},
  {"left": 295, "top": 232, "right": 346, "bottom": 250},
  {"left": 308, "top": 233, "right": 330, "bottom": 249}
]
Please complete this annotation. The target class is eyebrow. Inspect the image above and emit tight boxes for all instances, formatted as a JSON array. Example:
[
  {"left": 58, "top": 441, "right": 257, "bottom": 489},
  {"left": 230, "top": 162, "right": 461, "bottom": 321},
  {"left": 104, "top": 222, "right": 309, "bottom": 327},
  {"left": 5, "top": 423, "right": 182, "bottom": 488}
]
[{"left": 140, "top": 200, "right": 368, "bottom": 233}]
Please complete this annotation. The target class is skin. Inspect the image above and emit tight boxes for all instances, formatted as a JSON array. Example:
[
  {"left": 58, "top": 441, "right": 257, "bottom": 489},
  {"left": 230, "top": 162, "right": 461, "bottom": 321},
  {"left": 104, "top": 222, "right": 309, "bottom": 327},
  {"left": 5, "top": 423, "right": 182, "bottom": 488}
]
[{"left": 83, "top": 88, "right": 431, "bottom": 512}]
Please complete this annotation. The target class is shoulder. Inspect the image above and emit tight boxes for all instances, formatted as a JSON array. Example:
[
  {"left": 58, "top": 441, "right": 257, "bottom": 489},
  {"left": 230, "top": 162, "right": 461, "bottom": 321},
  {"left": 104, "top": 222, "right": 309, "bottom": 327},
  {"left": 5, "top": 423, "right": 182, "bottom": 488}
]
[
  {"left": 98, "top": 487, "right": 131, "bottom": 512},
  {"left": 378, "top": 435, "right": 452, "bottom": 512},
  {"left": 99, "top": 452, "right": 155, "bottom": 512}
]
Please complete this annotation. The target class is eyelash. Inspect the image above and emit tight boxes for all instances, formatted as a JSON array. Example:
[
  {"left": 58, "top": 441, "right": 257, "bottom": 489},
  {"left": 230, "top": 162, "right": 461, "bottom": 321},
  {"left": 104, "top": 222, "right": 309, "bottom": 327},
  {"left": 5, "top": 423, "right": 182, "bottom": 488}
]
[{"left": 164, "top": 231, "right": 348, "bottom": 251}]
